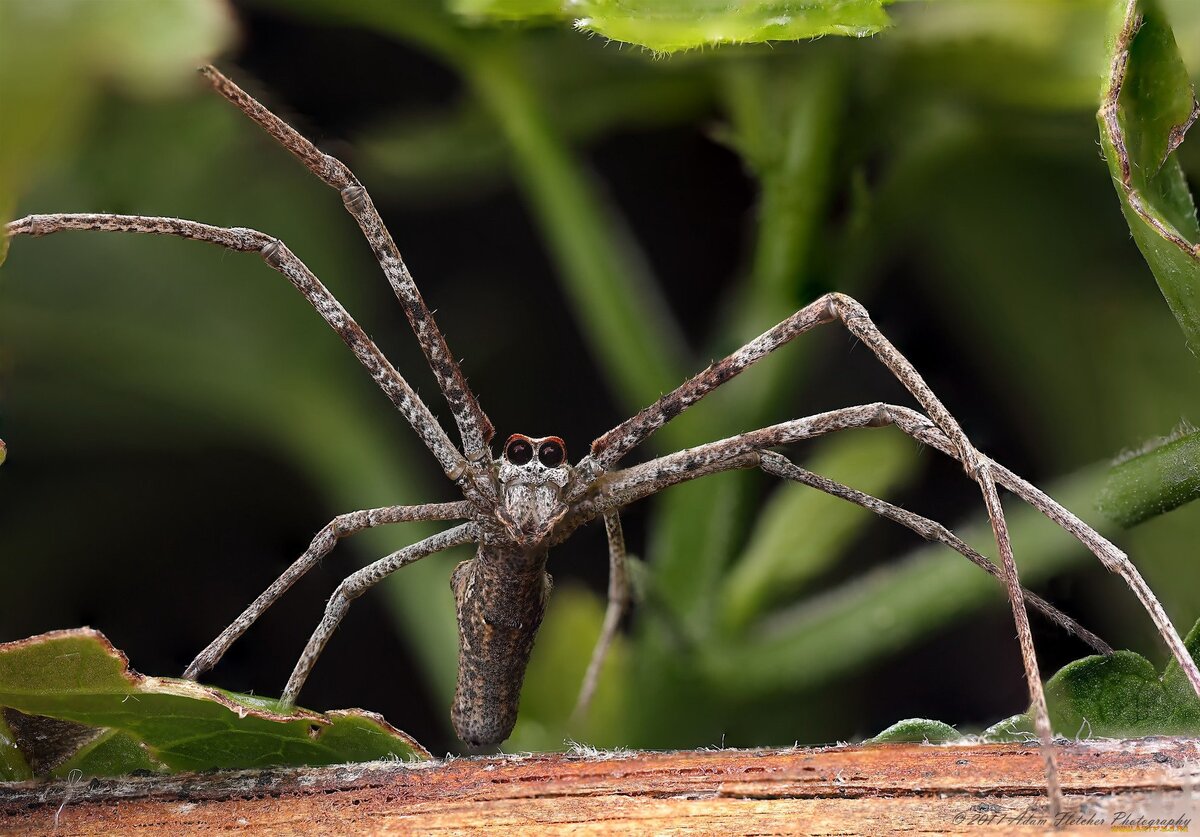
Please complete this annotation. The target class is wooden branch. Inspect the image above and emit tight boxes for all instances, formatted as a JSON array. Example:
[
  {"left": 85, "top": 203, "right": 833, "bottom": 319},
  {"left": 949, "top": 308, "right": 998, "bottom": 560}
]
[{"left": 2, "top": 739, "right": 1198, "bottom": 833}]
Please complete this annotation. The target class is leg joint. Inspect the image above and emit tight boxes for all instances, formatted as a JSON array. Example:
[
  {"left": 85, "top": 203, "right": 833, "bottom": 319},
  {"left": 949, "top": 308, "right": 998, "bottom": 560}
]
[
  {"left": 828, "top": 292, "right": 869, "bottom": 322},
  {"left": 260, "top": 238, "right": 284, "bottom": 268},
  {"left": 867, "top": 404, "right": 893, "bottom": 428},
  {"left": 341, "top": 184, "right": 368, "bottom": 213},
  {"left": 332, "top": 579, "right": 362, "bottom": 605}
]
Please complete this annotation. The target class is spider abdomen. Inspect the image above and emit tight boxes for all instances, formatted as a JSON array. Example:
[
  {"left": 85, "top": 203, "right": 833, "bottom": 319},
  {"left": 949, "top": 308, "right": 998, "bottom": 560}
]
[{"left": 450, "top": 544, "right": 552, "bottom": 748}]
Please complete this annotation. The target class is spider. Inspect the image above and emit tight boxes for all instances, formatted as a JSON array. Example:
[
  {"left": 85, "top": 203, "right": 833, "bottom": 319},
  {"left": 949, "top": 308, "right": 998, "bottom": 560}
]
[{"left": 6, "top": 65, "right": 1200, "bottom": 812}]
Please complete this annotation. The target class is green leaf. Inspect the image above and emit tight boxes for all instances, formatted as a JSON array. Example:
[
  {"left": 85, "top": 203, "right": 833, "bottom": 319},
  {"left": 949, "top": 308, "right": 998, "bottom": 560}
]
[
  {"left": 876, "top": 615, "right": 1200, "bottom": 742},
  {"left": 979, "top": 713, "right": 1037, "bottom": 743},
  {"left": 1098, "top": 0, "right": 1200, "bottom": 349},
  {"left": 451, "top": 0, "right": 893, "bottom": 52},
  {"left": 0, "top": 629, "right": 429, "bottom": 778},
  {"left": 868, "top": 717, "right": 962, "bottom": 743},
  {"left": 1002, "top": 615, "right": 1200, "bottom": 738},
  {"left": 588, "top": 0, "right": 892, "bottom": 53},
  {"left": 1043, "top": 651, "right": 1195, "bottom": 737},
  {"left": 1098, "top": 426, "right": 1200, "bottom": 526}
]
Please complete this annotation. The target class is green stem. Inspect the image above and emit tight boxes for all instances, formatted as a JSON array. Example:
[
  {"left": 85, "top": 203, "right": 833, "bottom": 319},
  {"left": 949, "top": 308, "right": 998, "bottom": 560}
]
[
  {"left": 465, "top": 43, "right": 690, "bottom": 417},
  {"left": 1098, "top": 429, "right": 1200, "bottom": 528},
  {"left": 628, "top": 53, "right": 852, "bottom": 745},
  {"left": 648, "top": 52, "right": 849, "bottom": 629},
  {"left": 722, "top": 54, "right": 845, "bottom": 345}
]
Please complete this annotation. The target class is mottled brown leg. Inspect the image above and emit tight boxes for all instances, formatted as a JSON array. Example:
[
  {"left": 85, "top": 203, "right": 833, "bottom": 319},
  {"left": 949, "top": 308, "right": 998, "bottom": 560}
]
[
  {"left": 281, "top": 523, "right": 478, "bottom": 708},
  {"left": 756, "top": 451, "right": 1111, "bottom": 654},
  {"left": 3, "top": 213, "right": 472, "bottom": 482},
  {"left": 200, "top": 66, "right": 494, "bottom": 469},
  {"left": 184, "top": 501, "right": 472, "bottom": 681},
  {"left": 571, "top": 512, "right": 632, "bottom": 724}
]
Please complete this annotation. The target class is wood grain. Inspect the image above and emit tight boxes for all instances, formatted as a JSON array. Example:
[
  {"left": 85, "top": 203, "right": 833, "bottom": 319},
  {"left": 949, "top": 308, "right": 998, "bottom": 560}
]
[{"left": 1, "top": 738, "right": 1197, "bottom": 834}]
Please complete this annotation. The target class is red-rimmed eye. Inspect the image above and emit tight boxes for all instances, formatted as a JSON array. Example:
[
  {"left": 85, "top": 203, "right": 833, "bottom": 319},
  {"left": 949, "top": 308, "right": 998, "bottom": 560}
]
[
  {"left": 538, "top": 438, "right": 566, "bottom": 468},
  {"left": 504, "top": 436, "right": 533, "bottom": 465}
]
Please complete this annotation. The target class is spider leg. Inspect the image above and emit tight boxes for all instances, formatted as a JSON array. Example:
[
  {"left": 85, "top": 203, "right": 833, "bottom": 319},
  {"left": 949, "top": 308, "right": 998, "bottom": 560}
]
[
  {"left": 576, "top": 291, "right": 1200, "bottom": 811},
  {"left": 563, "top": 407, "right": 1109, "bottom": 656},
  {"left": 571, "top": 512, "right": 631, "bottom": 723},
  {"left": 200, "top": 66, "right": 495, "bottom": 473},
  {"left": 183, "top": 500, "right": 472, "bottom": 681},
  {"left": 282, "top": 522, "right": 479, "bottom": 709},
  {"left": 807, "top": 300, "right": 1058, "bottom": 807},
  {"left": 756, "top": 451, "right": 1112, "bottom": 655},
  {"left": 590, "top": 400, "right": 1197, "bottom": 684},
  {"left": 3, "top": 214, "right": 477, "bottom": 490},
  {"left": 579, "top": 295, "right": 1064, "bottom": 797}
]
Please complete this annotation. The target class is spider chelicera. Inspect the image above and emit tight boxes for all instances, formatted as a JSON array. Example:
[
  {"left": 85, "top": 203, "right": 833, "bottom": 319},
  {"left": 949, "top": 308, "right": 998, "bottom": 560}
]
[{"left": 7, "top": 66, "right": 1200, "bottom": 811}]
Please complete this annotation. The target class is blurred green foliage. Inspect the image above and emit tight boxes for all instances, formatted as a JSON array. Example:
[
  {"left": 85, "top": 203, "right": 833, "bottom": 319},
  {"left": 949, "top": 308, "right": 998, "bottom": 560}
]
[
  {"left": 0, "top": 0, "right": 233, "bottom": 253},
  {"left": 3, "top": 0, "right": 1200, "bottom": 757}
]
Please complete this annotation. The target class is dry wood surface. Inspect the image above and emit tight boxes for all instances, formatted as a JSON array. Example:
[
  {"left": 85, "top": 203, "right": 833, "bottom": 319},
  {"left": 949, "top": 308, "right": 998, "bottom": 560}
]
[{"left": 1, "top": 738, "right": 1198, "bottom": 834}]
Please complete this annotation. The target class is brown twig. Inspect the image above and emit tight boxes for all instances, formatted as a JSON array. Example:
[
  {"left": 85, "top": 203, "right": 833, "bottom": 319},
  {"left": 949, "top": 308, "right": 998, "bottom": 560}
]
[{"left": 1, "top": 740, "right": 1197, "bottom": 834}]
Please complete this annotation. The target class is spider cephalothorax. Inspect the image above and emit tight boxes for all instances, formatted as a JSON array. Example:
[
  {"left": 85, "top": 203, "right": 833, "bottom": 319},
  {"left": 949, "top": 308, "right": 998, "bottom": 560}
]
[{"left": 496, "top": 434, "right": 571, "bottom": 539}]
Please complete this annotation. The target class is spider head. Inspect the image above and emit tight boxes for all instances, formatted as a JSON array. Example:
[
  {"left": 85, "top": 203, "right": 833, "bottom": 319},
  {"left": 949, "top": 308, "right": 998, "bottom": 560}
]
[{"left": 496, "top": 434, "right": 571, "bottom": 539}]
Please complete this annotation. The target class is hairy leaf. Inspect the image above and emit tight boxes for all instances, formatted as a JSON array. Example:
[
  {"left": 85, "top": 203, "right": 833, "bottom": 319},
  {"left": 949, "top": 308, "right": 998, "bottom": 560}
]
[
  {"left": 873, "top": 615, "right": 1200, "bottom": 741},
  {"left": 868, "top": 718, "right": 962, "bottom": 744},
  {"left": 449, "top": 0, "right": 892, "bottom": 52},
  {"left": 993, "top": 615, "right": 1200, "bottom": 738},
  {"left": 1040, "top": 615, "right": 1200, "bottom": 737},
  {"left": 1098, "top": 427, "right": 1200, "bottom": 526}
]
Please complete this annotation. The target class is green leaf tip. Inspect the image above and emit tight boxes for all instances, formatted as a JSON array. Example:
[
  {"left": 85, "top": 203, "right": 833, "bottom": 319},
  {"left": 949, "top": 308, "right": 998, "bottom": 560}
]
[
  {"left": 0, "top": 628, "right": 430, "bottom": 779},
  {"left": 451, "top": 0, "right": 892, "bottom": 53},
  {"left": 1099, "top": 0, "right": 1200, "bottom": 355},
  {"left": 868, "top": 718, "right": 963, "bottom": 744}
]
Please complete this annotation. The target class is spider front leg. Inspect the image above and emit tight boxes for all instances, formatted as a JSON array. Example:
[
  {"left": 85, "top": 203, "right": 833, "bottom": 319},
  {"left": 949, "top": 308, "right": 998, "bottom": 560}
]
[
  {"left": 183, "top": 500, "right": 471, "bottom": 681},
  {"left": 4, "top": 214, "right": 474, "bottom": 487},
  {"left": 282, "top": 523, "right": 479, "bottom": 708},
  {"left": 200, "top": 66, "right": 495, "bottom": 473}
]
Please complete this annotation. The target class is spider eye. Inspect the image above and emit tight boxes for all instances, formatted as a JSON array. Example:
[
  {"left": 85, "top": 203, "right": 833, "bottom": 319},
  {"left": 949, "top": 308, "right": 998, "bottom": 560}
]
[
  {"left": 505, "top": 437, "right": 533, "bottom": 465},
  {"left": 538, "top": 439, "right": 565, "bottom": 468}
]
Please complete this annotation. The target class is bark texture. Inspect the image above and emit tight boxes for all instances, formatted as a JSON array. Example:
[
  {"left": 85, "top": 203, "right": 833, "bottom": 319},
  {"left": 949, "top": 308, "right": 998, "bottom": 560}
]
[{"left": 1, "top": 739, "right": 1197, "bottom": 834}]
